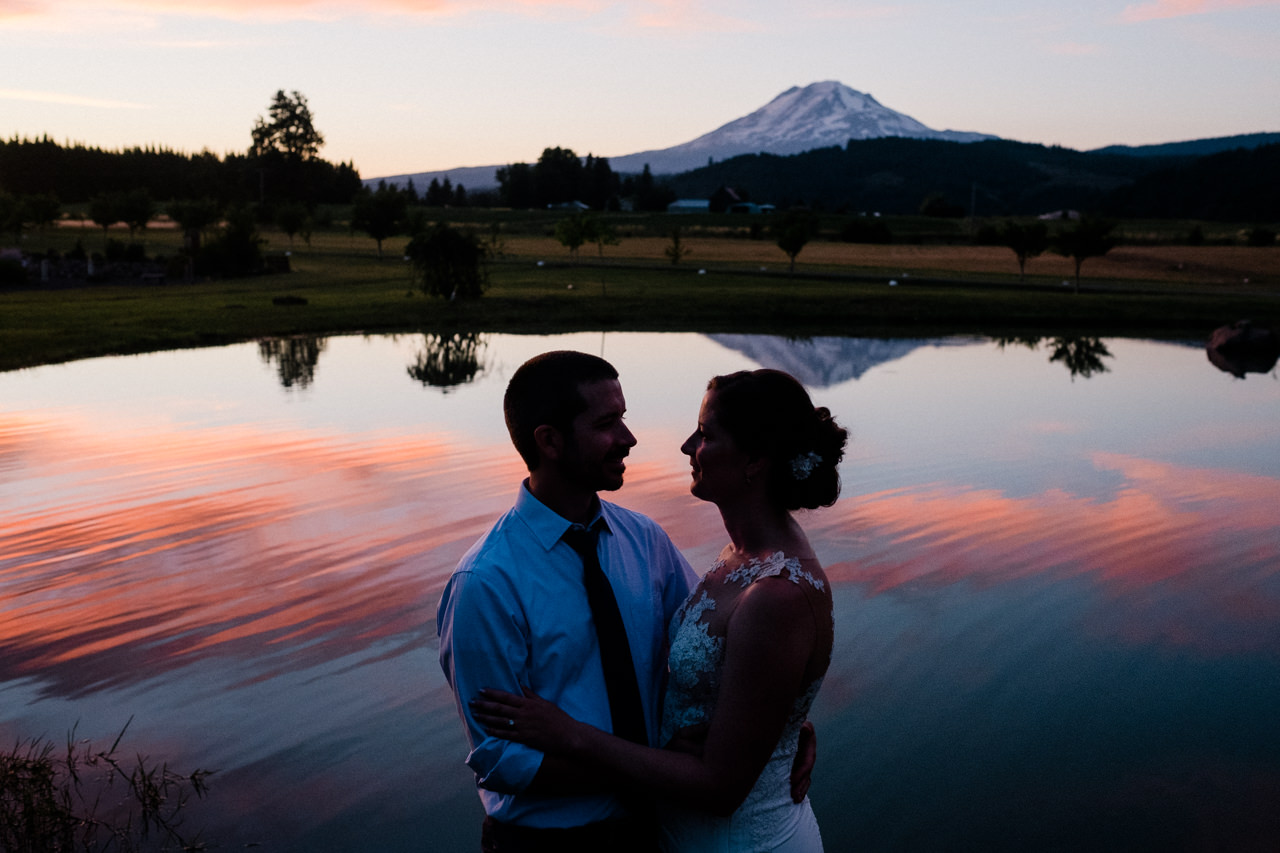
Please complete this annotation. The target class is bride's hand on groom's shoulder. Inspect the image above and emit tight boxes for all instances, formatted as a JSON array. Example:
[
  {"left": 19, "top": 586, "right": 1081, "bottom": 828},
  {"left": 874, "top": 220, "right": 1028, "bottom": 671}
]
[{"left": 471, "top": 687, "right": 584, "bottom": 754}]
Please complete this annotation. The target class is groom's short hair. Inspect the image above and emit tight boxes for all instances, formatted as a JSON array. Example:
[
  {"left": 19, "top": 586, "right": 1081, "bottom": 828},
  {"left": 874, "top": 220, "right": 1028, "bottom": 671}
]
[{"left": 504, "top": 350, "right": 620, "bottom": 471}]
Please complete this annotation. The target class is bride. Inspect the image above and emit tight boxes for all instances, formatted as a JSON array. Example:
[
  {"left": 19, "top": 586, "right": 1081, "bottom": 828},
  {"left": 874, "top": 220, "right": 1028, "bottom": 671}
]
[{"left": 473, "top": 368, "right": 846, "bottom": 851}]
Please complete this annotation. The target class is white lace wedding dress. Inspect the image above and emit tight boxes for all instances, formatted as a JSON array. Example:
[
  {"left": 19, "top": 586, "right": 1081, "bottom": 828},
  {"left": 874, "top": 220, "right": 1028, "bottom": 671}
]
[{"left": 657, "top": 552, "right": 831, "bottom": 853}]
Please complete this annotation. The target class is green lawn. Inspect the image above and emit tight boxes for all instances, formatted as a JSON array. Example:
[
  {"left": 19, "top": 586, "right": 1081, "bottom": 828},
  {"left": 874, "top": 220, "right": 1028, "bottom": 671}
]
[{"left": 3, "top": 222, "right": 1278, "bottom": 372}]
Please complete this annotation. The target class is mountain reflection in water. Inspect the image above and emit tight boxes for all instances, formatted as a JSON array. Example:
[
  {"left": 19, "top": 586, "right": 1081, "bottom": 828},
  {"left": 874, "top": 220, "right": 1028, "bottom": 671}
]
[{"left": 1, "top": 332, "right": 1278, "bottom": 852}]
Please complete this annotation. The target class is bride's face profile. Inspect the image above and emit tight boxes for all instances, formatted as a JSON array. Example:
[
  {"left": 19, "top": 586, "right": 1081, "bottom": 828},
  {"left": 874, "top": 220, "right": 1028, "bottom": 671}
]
[{"left": 680, "top": 391, "right": 751, "bottom": 503}]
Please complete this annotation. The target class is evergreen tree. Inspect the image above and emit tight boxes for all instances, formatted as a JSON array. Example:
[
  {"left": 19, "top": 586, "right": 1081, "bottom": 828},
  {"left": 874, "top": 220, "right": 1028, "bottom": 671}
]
[
  {"left": 495, "top": 163, "right": 534, "bottom": 208},
  {"left": 251, "top": 90, "right": 324, "bottom": 162}
]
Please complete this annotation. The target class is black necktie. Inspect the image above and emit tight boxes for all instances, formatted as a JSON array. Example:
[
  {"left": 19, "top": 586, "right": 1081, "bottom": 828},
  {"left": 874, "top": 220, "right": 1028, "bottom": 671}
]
[{"left": 563, "top": 522, "right": 648, "bottom": 745}]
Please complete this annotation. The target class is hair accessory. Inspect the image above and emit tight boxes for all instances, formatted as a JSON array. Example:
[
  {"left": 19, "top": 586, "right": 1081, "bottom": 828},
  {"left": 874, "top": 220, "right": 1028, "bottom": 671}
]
[{"left": 790, "top": 451, "right": 822, "bottom": 481}]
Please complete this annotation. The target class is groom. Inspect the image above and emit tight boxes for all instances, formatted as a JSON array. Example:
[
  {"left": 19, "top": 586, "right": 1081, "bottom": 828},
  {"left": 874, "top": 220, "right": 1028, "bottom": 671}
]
[{"left": 437, "top": 350, "right": 812, "bottom": 852}]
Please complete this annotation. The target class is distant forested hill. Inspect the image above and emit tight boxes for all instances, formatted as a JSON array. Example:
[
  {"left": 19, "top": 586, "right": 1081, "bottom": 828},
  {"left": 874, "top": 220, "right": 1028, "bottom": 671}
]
[
  {"left": 0, "top": 137, "right": 361, "bottom": 206},
  {"left": 1089, "top": 133, "right": 1280, "bottom": 158},
  {"left": 661, "top": 137, "right": 1277, "bottom": 221},
  {"left": 1104, "top": 143, "right": 1280, "bottom": 221}
]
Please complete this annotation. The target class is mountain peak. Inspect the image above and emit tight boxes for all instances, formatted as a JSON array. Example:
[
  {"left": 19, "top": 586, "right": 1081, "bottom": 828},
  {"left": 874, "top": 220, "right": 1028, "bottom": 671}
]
[
  {"left": 610, "top": 81, "right": 995, "bottom": 175},
  {"left": 372, "top": 81, "right": 998, "bottom": 188}
]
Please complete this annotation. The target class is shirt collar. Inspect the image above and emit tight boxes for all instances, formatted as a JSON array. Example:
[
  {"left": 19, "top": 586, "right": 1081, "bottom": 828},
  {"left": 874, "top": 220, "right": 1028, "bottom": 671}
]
[{"left": 515, "top": 480, "right": 611, "bottom": 552}]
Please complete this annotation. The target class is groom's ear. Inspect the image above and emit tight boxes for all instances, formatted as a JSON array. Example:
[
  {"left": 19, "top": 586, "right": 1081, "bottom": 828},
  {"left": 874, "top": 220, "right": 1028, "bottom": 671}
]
[{"left": 533, "top": 424, "right": 564, "bottom": 462}]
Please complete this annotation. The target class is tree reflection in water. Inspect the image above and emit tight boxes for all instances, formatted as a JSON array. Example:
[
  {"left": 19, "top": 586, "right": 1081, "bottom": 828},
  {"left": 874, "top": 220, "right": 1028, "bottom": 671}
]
[
  {"left": 258, "top": 336, "right": 327, "bottom": 389},
  {"left": 995, "top": 335, "right": 1112, "bottom": 380},
  {"left": 407, "top": 332, "right": 489, "bottom": 391},
  {"left": 1048, "top": 336, "right": 1112, "bottom": 380}
]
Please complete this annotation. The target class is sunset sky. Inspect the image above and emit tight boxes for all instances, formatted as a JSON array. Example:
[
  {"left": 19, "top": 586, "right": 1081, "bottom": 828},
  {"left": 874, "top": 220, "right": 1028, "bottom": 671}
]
[{"left": 2, "top": 0, "right": 1278, "bottom": 179}]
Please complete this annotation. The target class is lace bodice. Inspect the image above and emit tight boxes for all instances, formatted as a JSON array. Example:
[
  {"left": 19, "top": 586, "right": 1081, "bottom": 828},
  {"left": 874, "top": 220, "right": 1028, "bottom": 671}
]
[{"left": 660, "top": 552, "right": 832, "bottom": 846}]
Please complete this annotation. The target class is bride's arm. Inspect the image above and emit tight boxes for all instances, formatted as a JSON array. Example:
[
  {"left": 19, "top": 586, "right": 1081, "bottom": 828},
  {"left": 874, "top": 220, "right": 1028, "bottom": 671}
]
[{"left": 473, "top": 577, "right": 816, "bottom": 815}]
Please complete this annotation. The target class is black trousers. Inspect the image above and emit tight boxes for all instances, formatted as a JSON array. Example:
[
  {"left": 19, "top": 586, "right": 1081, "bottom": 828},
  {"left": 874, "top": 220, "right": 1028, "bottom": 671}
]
[{"left": 480, "top": 814, "right": 659, "bottom": 853}]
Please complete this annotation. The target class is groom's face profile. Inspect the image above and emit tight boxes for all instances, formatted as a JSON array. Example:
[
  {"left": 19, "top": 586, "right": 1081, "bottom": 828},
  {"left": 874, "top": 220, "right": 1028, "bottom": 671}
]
[{"left": 554, "top": 378, "right": 636, "bottom": 494}]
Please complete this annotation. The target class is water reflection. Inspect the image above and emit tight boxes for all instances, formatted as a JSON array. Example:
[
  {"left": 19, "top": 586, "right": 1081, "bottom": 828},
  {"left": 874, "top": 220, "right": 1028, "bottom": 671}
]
[
  {"left": 2, "top": 333, "right": 1278, "bottom": 852},
  {"left": 1048, "top": 336, "right": 1112, "bottom": 379},
  {"left": 994, "top": 335, "right": 1113, "bottom": 379},
  {"left": 707, "top": 334, "right": 973, "bottom": 386},
  {"left": 1206, "top": 320, "right": 1280, "bottom": 379},
  {"left": 406, "top": 332, "right": 489, "bottom": 390},
  {"left": 258, "top": 336, "right": 327, "bottom": 389}
]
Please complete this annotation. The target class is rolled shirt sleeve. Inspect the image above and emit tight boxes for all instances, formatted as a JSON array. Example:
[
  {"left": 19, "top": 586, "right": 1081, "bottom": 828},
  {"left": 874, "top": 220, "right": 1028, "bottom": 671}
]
[{"left": 438, "top": 567, "right": 545, "bottom": 795}]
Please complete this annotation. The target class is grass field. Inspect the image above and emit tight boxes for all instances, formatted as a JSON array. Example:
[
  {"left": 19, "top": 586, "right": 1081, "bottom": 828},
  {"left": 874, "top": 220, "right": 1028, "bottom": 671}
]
[{"left": 2, "top": 216, "right": 1278, "bottom": 373}]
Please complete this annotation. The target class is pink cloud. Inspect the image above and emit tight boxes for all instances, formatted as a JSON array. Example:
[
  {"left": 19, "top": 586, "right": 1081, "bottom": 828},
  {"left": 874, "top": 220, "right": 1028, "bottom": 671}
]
[
  {"left": 1121, "top": 0, "right": 1280, "bottom": 22},
  {"left": 625, "top": 0, "right": 764, "bottom": 32},
  {"left": 1, "top": 0, "right": 605, "bottom": 24},
  {"left": 0, "top": 88, "right": 152, "bottom": 109}
]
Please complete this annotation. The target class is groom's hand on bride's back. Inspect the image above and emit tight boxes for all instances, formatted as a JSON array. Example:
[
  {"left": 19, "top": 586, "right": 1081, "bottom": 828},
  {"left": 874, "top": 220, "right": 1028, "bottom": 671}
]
[
  {"left": 664, "top": 722, "right": 709, "bottom": 756},
  {"left": 666, "top": 719, "right": 815, "bottom": 803},
  {"left": 789, "top": 720, "right": 816, "bottom": 803}
]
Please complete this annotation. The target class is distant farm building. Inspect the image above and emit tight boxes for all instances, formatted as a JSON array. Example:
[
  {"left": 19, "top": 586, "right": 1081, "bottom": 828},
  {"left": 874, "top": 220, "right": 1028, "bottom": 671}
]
[{"left": 667, "top": 199, "right": 711, "bottom": 214}]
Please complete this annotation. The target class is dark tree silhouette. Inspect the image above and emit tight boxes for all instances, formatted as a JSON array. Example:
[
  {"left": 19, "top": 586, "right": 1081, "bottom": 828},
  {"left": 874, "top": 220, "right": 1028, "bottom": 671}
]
[
  {"left": 275, "top": 202, "right": 308, "bottom": 247},
  {"left": 997, "top": 220, "right": 1050, "bottom": 282},
  {"left": 995, "top": 335, "right": 1114, "bottom": 380},
  {"left": 88, "top": 192, "right": 126, "bottom": 246},
  {"left": 168, "top": 198, "right": 221, "bottom": 256},
  {"left": 258, "top": 336, "right": 327, "bottom": 389},
  {"left": 1053, "top": 217, "right": 1116, "bottom": 294},
  {"left": 19, "top": 193, "right": 61, "bottom": 236},
  {"left": 495, "top": 147, "right": 617, "bottom": 209},
  {"left": 1048, "top": 336, "right": 1112, "bottom": 380},
  {"left": 120, "top": 188, "right": 155, "bottom": 240},
  {"left": 534, "top": 147, "right": 583, "bottom": 207},
  {"left": 0, "top": 193, "right": 24, "bottom": 240},
  {"left": 554, "top": 211, "right": 592, "bottom": 262},
  {"left": 201, "top": 205, "right": 265, "bottom": 277},
  {"left": 407, "top": 332, "right": 488, "bottom": 390},
  {"left": 664, "top": 225, "right": 691, "bottom": 266},
  {"left": 251, "top": 90, "right": 324, "bottom": 162},
  {"left": 351, "top": 183, "right": 407, "bottom": 258},
  {"left": 773, "top": 210, "right": 820, "bottom": 273},
  {"left": 405, "top": 222, "right": 487, "bottom": 300},
  {"left": 495, "top": 162, "right": 534, "bottom": 208}
]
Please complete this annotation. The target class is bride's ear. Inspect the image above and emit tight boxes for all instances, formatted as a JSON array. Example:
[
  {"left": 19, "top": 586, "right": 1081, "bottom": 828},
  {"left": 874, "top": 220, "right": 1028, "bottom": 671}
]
[{"left": 745, "top": 455, "right": 769, "bottom": 486}]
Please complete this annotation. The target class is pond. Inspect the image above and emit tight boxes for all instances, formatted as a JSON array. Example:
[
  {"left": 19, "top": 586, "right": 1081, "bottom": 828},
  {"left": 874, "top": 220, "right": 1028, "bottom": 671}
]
[{"left": 2, "top": 331, "right": 1279, "bottom": 851}]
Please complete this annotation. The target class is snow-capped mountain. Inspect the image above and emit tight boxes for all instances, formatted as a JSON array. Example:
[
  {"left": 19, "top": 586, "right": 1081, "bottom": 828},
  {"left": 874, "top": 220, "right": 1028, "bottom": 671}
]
[
  {"left": 706, "top": 334, "right": 978, "bottom": 388},
  {"left": 610, "top": 81, "right": 995, "bottom": 175},
  {"left": 370, "top": 80, "right": 995, "bottom": 189}
]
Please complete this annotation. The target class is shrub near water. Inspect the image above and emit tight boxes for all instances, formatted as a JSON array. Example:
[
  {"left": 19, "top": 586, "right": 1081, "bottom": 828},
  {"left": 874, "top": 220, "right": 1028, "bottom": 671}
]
[{"left": 0, "top": 721, "right": 212, "bottom": 852}]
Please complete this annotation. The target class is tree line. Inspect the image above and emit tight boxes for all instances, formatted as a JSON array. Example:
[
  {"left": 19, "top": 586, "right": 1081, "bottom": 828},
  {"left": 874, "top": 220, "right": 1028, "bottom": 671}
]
[
  {"left": 495, "top": 147, "right": 675, "bottom": 211},
  {"left": 662, "top": 137, "right": 1280, "bottom": 222},
  {"left": 0, "top": 136, "right": 360, "bottom": 208}
]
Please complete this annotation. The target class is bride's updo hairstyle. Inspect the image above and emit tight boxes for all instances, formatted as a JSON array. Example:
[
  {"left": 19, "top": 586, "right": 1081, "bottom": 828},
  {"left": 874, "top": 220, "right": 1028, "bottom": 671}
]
[{"left": 706, "top": 369, "right": 848, "bottom": 511}]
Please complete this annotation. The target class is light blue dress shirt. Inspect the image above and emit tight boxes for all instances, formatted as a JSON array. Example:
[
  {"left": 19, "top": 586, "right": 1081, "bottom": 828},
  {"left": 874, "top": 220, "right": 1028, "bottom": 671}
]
[{"left": 438, "top": 482, "right": 697, "bottom": 828}]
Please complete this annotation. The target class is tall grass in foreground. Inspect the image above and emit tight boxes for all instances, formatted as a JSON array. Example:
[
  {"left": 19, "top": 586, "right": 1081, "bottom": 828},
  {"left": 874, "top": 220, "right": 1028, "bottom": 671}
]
[{"left": 0, "top": 719, "right": 212, "bottom": 852}]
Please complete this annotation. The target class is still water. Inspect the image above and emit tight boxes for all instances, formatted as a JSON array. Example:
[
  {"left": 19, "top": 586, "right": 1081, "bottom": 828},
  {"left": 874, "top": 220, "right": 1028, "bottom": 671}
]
[{"left": 2, "top": 332, "right": 1279, "bottom": 851}]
